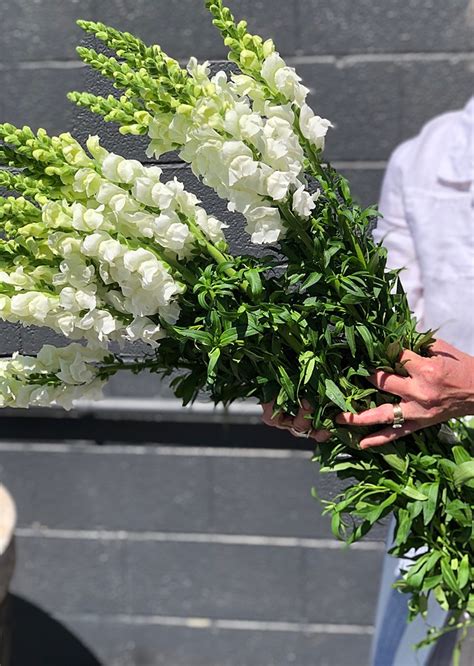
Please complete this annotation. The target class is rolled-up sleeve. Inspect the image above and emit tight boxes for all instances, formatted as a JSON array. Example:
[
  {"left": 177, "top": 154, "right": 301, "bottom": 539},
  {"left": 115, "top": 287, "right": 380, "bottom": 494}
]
[{"left": 373, "top": 143, "right": 425, "bottom": 325}]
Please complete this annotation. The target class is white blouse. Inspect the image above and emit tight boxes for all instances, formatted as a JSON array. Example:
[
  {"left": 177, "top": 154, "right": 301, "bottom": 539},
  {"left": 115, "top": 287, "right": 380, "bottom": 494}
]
[{"left": 373, "top": 96, "right": 474, "bottom": 355}]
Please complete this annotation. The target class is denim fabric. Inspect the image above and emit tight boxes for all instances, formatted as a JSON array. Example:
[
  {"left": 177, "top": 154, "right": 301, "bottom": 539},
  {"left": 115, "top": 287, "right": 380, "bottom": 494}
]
[{"left": 370, "top": 519, "right": 448, "bottom": 666}]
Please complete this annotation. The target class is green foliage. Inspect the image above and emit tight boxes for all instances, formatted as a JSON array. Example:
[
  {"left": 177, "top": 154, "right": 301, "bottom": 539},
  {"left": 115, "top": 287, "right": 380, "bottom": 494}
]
[{"left": 2, "top": 3, "right": 473, "bottom": 653}]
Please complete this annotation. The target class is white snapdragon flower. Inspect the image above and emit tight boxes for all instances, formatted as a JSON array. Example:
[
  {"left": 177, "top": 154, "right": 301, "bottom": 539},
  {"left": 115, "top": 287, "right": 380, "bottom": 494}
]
[
  {"left": 292, "top": 185, "right": 321, "bottom": 219},
  {"left": 0, "top": 266, "right": 36, "bottom": 290},
  {"left": 73, "top": 168, "right": 102, "bottom": 197},
  {"left": 187, "top": 57, "right": 211, "bottom": 83},
  {"left": 152, "top": 211, "right": 191, "bottom": 253},
  {"left": 10, "top": 292, "right": 56, "bottom": 323},
  {"left": 228, "top": 155, "right": 260, "bottom": 187},
  {"left": 42, "top": 201, "right": 74, "bottom": 230},
  {"left": 53, "top": 256, "right": 96, "bottom": 289},
  {"left": 266, "top": 170, "right": 294, "bottom": 201},
  {"left": 59, "top": 286, "right": 97, "bottom": 313},
  {"left": 299, "top": 104, "right": 333, "bottom": 152},
  {"left": 146, "top": 114, "right": 176, "bottom": 158},
  {"left": 125, "top": 316, "right": 165, "bottom": 347},
  {"left": 261, "top": 52, "right": 309, "bottom": 107},
  {"left": 231, "top": 74, "right": 267, "bottom": 106},
  {"left": 71, "top": 202, "right": 111, "bottom": 233},
  {"left": 96, "top": 182, "right": 139, "bottom": 215},
  {"left": 78, "top": 309, "right": 118, "bottom": 339},
  {"left": 245, "top": 204, "right": 286, "bottom": 244},
  {"left": 194, "top": 208, "right": 228, "bottom": 244},
  {"left": 101, "top": 152, "right": 145, "bottom": 184},
  {"left": 0, "top": 344, "right": 108, "bottom": 409},
  {"left": 60, "top": 133, "right": 95, "bottom": 169},
  {"left": 223, "top": 102, "right": 263, "bottom": 142}
]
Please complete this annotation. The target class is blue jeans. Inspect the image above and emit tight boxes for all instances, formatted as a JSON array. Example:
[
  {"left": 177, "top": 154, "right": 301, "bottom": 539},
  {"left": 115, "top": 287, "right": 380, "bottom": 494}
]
[{"left": 370, "top": 518, "right": 448, "bottom": 666}]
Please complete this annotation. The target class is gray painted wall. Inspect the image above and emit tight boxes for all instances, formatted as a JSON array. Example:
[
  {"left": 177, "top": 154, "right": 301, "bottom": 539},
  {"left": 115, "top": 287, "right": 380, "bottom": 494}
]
[{"left": 0, "top": 2, "right": 473, "bottom": 665}]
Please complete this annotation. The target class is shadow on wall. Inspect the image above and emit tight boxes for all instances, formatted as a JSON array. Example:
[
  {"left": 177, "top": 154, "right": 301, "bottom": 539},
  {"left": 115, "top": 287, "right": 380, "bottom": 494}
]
[{"left": 7, "top": 595, "right": 101, "bottom": 666}]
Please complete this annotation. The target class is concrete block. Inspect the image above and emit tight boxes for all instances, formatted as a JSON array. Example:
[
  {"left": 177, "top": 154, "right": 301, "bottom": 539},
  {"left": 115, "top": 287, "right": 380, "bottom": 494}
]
[
  {"left": 125, "top": 540, "right": 304, "bottom": 620},
  {"left": 1, "top": 67, "right": 84, "bottom": 135},
  {"left": 0, "top": 449, "right": 211, "bottom": 533},
  {"left": 298, "top": 0, "right": 473, "bottom": 54},
  {"left": 400, "top": 59, "right": 474, "bottom": 140},
  {"left": 303, "top": 547, "right": 384, "bottom": 624},
  {"left": 12, "top": 536, "right": 126, "bottom": 615},
  {"left": 297, "top": 61, "right": 402, "bottom": 161},
  {"left": 85, "top": 0, "right": 297, "bottom": 60},
  {"left": 212, "top": 455, "right": 389, "bottom": 541},
  {"left": 49, "top": 618, "right": 373, "bottom": 666},
  {"left": 20, "top": 326, "right": 70, "bottom": 355},
  {"left": 0, "top": 0, "right": 93, "bottom": 62},
  {"left": 212, "top": 455, "right": 339, "bottom": 538},
  {"left": 0, "top": 324, "right": 22, "bottom": 357}
]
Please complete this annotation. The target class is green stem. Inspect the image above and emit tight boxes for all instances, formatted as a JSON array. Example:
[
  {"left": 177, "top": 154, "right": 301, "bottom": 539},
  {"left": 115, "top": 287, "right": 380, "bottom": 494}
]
[
  {"left": 278, "top": 202, "right": 315, "bottom": 256},
  {"left": 185, "top": 216, "right": 235, "bottom": 276}
]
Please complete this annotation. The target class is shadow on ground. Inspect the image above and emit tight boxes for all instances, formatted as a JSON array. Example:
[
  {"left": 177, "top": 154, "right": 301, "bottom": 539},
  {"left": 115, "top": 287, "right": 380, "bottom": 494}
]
[{"left": 7, "top": 595, "right": 102, "bottom": 666}]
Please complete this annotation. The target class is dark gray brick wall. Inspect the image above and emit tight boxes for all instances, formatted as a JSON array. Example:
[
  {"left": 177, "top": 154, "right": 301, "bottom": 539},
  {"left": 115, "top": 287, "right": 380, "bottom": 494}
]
[
  {"left": 4, "top": 442, "right": 384, "bottom": 666},
  {"left": 1, "top": 3, "right": 471, "bottom": 665}
]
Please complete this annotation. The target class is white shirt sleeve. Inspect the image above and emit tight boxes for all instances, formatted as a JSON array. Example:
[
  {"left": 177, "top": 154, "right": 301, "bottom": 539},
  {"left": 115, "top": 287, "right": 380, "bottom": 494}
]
[{"left": 373, "top": 143, "right": 425, "bottom": 324}]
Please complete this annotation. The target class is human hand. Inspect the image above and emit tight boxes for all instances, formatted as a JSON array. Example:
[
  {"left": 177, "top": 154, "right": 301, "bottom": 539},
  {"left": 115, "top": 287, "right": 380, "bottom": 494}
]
[
  {"left": 336, "top": 339, "right": 474, "bottom": 449},
  {"left": 261, "top": 400, "right": 331, "bottom": 443}
]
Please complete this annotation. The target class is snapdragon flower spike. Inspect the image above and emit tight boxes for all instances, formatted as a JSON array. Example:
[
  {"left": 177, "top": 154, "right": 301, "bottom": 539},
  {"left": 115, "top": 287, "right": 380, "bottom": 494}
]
[
  {"left": 0, "top": 343, "right": 108, "bottom": 409},
  {"left": 0, "top": 127, "right": 227, "bottom": 346},
  {"left": 69, "top": 18, "right": 328, "bottom": 243},
  {"left": 71, "top": 52, "right": 317, "bottom": 243},
  {"left": 206, "top": 1, "right": 333, "bottom": 154}
]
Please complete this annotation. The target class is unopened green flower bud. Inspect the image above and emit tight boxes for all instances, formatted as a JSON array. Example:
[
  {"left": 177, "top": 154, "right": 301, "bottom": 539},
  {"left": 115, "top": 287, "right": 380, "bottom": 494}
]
[
  {"left": 262, "top": 39, "right": 275, "bottom": 58},
  {"left": 240, "top": 49, "right": 259, "bottom": 71}
]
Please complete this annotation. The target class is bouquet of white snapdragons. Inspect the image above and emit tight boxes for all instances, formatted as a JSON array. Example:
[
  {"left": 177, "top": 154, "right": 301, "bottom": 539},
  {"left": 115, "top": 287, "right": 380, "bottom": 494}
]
[{"left": 1, "top": 1, "right": 473, "bottom": 653}]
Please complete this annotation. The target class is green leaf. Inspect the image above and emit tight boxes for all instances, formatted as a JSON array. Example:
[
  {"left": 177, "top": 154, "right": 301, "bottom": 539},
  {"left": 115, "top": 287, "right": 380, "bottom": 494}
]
[
  {"left": 345, "top": 325, "right": 356, "bottom": 357},
  {"left": 172, "top": 327, "right": 212, "bottom": 345},
  {"left": 244, "top": 268, "right": 262, "bottom": 298},
  {"left": 452, "top": 445, "right": 472, "bottom": 465},
  {"left": 394, "top": 508, "right": 412, "bottom": 546},
  {"left": 324, "top": 379, "right": 350, "bottom": 412},
  {"left": 356, "top": 324, "right": 374, "bottom": 361},
  {"left": 303, "top": 357, "right": 316, "bottom": 385},
  {"left": 380, "top": 452, "right": 408, "bottom": 474},
  {"left": 302, "top": 272, "right": 322, "bottom": 290},
  {"left": 446, "top": 499, "right": 470, "bottom": 525},
  {"left": 453, "top": 461, "right": 474, "bottom": 487},
  {"left": 207, "top": 347, "right": 221, "bottom": 381},
  {"left": 458, "top": 554, "right": 470, "bottom": 589},
  {"left": 219, "top": 327, "right": 239, "bottom": 347},
  {"left": 324, "top": 245, "right": 340, "bottom": 267},
  {"left": 362, "top": 492, "right": 397, "bottom": 523},
  {"left": 422, "top": 482, "right": 439, "bottom": 525},
  {"left": 278, "top": 365, "right": 296, "bottom": 402},
  {"left": 401, "top": 484, "right": 428, "bottom": 502},
  {"left": 441, "top": 557, "right": 460, "bottom": 594}
]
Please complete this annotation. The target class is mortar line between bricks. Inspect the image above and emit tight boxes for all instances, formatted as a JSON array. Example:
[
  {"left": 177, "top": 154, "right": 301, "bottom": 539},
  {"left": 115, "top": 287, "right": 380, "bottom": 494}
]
[
  {"left": 56, "top": 612, "right": 375, "bottom": 635},
  {"left": 0, "top": 441, "right": 311, "bottom": 458},
  {"left": 15, "top": 527, "right": 386, "bottom": 551},
  {"left": 286, "top": 52, "right": 474, "bottom": 65},
  {"left": 0, "top": 61, "right": 86, "bottom": 70},
  {"left": 1, "top": 52, "right": 473, "bottom": 70}
]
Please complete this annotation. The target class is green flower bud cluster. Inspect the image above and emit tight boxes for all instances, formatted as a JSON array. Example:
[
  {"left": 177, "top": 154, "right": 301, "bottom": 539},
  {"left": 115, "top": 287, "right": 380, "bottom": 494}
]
[
  {"left": 66, "top": 91, "right": 150, "bottom": 136},
  {"left": 205, "top": 1, "right": 275, "bottom": 75},
  {"left": 0, "top": 124, "right": 94, "bottom": 198},
  {"left": 71, "top": 21, "right": 203, "bottom": 133}
]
